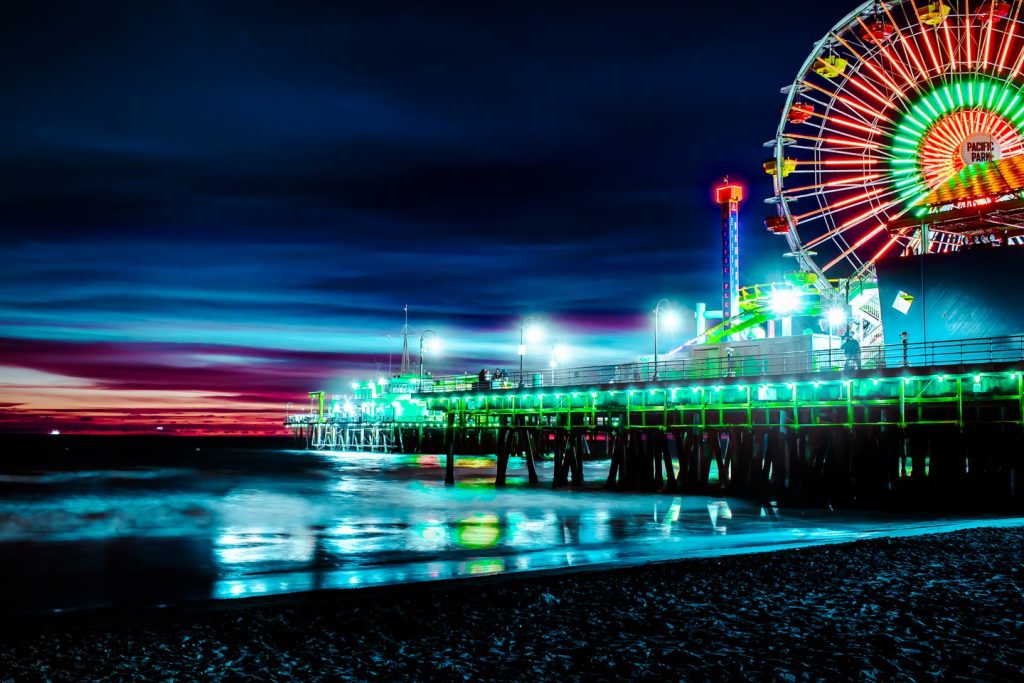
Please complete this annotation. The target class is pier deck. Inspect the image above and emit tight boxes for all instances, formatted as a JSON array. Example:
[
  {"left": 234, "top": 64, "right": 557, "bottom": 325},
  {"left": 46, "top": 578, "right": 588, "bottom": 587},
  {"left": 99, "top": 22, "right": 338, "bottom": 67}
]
[{"left": 287, "top": 335, "right": 1024, "bottom": 507}]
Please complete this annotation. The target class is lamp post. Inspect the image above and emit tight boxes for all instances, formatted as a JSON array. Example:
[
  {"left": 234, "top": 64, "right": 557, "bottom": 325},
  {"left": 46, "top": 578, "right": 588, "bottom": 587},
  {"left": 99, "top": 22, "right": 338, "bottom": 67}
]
[
  {"left": 827, "top": 306, "right": 846, "bottom": 369},
  {"left": 519, "top": 316, "right": 543, "bottom": 387},
  {"left": 653, "top": 299, "right": 678, "bottom": 380},
  {"left": 419, "top": 329, "right": 437, "bottom": 381},
  {"left": 549, "top": 342, "right": 568, "bottom": 386}
]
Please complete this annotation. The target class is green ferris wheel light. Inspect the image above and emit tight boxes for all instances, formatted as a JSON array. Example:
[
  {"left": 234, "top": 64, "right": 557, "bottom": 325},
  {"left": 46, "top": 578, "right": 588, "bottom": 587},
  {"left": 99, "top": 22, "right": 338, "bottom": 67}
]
[{"left": 888, "top": 75, "right": 1024, "bottom": 208}]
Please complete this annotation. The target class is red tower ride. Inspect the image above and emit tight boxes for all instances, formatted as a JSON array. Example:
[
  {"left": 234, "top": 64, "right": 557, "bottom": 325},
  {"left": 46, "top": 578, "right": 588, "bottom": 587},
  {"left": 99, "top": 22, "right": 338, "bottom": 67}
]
[{"left": 714, "top": 179, "right": 743, "bottom": 327}]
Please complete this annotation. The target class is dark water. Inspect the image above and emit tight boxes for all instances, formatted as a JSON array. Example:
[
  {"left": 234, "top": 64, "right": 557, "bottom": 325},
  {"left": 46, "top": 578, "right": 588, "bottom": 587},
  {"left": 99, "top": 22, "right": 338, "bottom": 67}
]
[{"left": 1, "top": 447, "right": 1021, "bottom": 614}]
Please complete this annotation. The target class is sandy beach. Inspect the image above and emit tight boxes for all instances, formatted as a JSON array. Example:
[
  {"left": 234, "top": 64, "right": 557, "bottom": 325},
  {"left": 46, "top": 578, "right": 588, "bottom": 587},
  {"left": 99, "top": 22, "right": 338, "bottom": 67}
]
[{"left": 2, "top": 525, "right": 1021, "bottom": 681}]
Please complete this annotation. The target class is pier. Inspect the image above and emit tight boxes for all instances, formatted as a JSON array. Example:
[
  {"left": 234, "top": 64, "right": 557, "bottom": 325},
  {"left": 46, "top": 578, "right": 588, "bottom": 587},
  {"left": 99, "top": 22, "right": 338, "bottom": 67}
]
[{"left": 287, "top": 334, "right": 1024, "bottom": 508}]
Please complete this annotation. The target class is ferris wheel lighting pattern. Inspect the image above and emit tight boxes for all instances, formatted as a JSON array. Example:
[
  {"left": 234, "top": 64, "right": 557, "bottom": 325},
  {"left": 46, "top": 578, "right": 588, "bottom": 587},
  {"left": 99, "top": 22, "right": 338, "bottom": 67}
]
[{"left": 769, "top": 0, "right": 1024, "bottom": 290}]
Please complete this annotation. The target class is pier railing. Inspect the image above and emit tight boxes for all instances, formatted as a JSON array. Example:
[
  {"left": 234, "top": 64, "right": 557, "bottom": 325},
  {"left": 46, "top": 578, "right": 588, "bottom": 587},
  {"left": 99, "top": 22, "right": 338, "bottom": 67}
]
[{"left": 414, "top": 334, "right": 1024, "bottom": 394}]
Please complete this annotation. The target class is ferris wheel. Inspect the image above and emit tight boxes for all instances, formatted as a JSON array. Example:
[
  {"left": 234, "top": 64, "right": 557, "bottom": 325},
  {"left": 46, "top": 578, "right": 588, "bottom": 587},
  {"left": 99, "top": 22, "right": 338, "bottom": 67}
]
[{"left": 768, "top": 0, "right": 1024, "bottom": 337}]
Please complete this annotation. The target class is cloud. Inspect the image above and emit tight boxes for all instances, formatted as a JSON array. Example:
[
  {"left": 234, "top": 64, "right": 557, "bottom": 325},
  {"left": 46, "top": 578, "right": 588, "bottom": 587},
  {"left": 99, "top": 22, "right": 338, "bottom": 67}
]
[{"left": 0, "top": 0, "right": 846, "bottom": 432}]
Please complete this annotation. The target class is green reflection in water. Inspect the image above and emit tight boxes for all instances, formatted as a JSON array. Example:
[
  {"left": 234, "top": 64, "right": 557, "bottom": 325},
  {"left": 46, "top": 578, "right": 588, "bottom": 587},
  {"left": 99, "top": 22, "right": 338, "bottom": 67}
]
[
  {"left": 456, "top": 513, "right": 501, "bottom": 549},
  {"left": 466, "top": 558, "right": 505, "bottom": 575}
]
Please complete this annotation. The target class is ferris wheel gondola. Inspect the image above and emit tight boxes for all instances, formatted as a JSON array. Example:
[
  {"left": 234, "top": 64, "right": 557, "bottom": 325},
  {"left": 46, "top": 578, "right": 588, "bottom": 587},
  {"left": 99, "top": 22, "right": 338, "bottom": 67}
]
[{"left": 768, "top": 0, "right": 1024, "bottom": 342}]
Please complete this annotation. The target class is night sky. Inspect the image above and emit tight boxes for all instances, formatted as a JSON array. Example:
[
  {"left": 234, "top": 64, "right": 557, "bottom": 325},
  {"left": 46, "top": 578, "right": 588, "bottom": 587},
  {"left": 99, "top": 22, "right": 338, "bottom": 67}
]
[{"left": 1, "top": 1, "right": 844, "bottom": 434}]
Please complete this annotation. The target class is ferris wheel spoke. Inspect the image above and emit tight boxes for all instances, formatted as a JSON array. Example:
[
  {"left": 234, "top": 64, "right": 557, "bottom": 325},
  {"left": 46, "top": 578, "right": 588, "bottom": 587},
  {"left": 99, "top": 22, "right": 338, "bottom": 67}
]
[
  {"left": 942, "top": 18, "right": 959, "bottom": 72},
  {"left": 796, "top": 158, "right": 886, "bottom": 170},
  {"left": 821, "top": 225, "right": 890, "bottom": 273},
  {"left": 854, "top": 16, "right": 921, "bottom": 93},
  {"left": 903, "top": 3, "right": 949, "bottom": 79},
  {"left": 834, "top": 33, "right": 912, "bottom": 103},
  {"left": 786, "top": 132, "right": 886, "bottom": 151},
  {"left": 791, "top": 137, "right": 894, "bottom": 158},
  {"left": 815, "top": 117, "right": 897, "bottom": 143},
  {"left": 993, "top": 3, "right": 1022, "bottom": 75},
  {"left": 814, "top": 175, "right": 890, "bottom": 195},
  {"left": 792, "top": 187, "right": 890, "bottom": 222},
  {"left": 816, "top": 110, "right": 895, "bottom": 138},
  {"left": 788, "top": 144, "right": 892, "bottom": 164},
  {"left": 1005, "top": 29, "right": 1024, "bottom": 81},
  {"left": 798, "top": 83, "right": 897, "bottom": 126},
  {"left": 780, "top": 174, "right": 885, "bottom": 196},
  {"left": 844, "top": 73, "right": 903, "bottom": 111},
  {"left": 925, "top": 121, "right": 963, "bottom": 150},
  {"left": 882, "top": 3, "right": 930, "bottom": 81},
  {"left": 815, "top": 79, "right": 897, "bottom": 125},
  {"left": 802, "top": 87, "right": 889, "bottom": 132},
  {"left": 980, "top": 8, "right": 998, "bottom": 69},
  {"left": 804, "top": 79, "right": 895, "bottom": 124},
  {"left": 802, "top": 197, "right": 903, "bottom": 251},
  {"left": 787, "top": 168, "right": 888, "bottom": 175},
  {"left": 868, "top": 228, "right": 914, "bottom": 264},
  {"left": 965, "top": 6, "right": 976, "bottom": 71},
  {"left": 785, "top": 181, "right": 892, "bottom": 207}
]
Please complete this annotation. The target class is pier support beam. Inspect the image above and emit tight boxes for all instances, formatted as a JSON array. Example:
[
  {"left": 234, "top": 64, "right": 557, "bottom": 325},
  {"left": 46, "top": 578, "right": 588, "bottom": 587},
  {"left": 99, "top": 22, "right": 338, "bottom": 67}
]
[{"left": 444, "top": 413, "right": 455, "bottom": 485}]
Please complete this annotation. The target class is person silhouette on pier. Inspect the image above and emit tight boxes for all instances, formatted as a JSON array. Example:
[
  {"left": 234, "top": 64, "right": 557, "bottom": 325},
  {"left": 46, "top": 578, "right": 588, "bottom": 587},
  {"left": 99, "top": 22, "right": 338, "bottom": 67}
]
[{"left": 842, "top": 333, "right": 861, "bottom": 372}]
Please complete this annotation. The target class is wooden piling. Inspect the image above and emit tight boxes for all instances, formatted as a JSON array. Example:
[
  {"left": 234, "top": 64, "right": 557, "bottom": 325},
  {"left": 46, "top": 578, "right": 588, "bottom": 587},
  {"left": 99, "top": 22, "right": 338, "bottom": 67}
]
[{"left": 444, "top": 413, "right": 455, "bottom": 485}]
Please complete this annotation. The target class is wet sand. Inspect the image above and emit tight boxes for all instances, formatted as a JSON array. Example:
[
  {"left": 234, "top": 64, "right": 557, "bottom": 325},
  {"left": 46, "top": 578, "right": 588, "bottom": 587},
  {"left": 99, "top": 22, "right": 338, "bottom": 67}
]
[{"left": 2, "top": 525, "right": 1022, "bottom": 681}]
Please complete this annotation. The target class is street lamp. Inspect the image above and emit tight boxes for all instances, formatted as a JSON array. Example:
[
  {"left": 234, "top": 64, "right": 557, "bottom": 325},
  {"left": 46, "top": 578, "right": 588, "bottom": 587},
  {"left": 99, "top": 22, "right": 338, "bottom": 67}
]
[
  {"left": 519, "top": 316, "right": 544, "bottom": 386},
  {"left": 419, "top": 329, "right": 439, "bottom": 381},
  {"left": 549, "top": 342, "right": 568, "bottom": 385},
  {"left": 827, "top": 306, "right": 846, "bottom": 369},
  {"left": 653, "top": 299, "right": 679, "bottom": 380}
]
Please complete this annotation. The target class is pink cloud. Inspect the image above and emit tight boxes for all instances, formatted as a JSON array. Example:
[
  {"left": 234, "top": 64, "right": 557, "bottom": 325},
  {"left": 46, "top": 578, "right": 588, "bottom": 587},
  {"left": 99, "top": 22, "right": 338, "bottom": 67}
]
[{"left": 0, "top": 337, "right": 378, "bottom": 435}]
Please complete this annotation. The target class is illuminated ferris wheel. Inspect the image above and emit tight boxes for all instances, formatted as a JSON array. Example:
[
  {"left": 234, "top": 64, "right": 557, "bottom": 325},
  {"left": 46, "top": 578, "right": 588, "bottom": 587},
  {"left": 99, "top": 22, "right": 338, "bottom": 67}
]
[{"left": 768, "top": 0, "right": 1024, "bottom": 337}]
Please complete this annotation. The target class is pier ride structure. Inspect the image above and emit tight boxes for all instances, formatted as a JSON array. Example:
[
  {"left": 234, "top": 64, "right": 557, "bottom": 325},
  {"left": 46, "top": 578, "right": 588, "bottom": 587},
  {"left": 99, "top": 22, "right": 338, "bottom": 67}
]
[
  {"left": 766, "top": 0, "right": 1024, "bottom": 349},
  {"left": 717, "top": 179, "right": 743, "bottom": 331}
]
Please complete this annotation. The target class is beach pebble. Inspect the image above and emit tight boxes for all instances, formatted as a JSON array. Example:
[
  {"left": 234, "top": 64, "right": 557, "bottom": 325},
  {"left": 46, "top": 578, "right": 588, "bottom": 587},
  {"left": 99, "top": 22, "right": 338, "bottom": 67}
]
[{"left": 1, "top": 526, "right": 1022, "bottom": 681}]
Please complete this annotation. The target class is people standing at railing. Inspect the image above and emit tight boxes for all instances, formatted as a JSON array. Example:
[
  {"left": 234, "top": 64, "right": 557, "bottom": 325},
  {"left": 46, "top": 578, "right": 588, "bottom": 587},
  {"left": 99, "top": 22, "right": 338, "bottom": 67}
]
[{"left": 842, "top": 333, "right": 861, "bottom": 372}]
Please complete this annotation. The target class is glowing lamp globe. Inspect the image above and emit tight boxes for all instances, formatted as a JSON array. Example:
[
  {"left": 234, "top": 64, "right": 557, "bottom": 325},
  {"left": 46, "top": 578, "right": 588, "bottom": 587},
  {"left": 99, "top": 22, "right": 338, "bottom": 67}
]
[
  {"left": 770, "top": 288, "right": 802, "bottom": 316},
  {"left": 827, "top": 307, "right": 847, "bottom": 327},
  {"left": 661, "top": 308, "right": 681, "bottom": 331}
]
